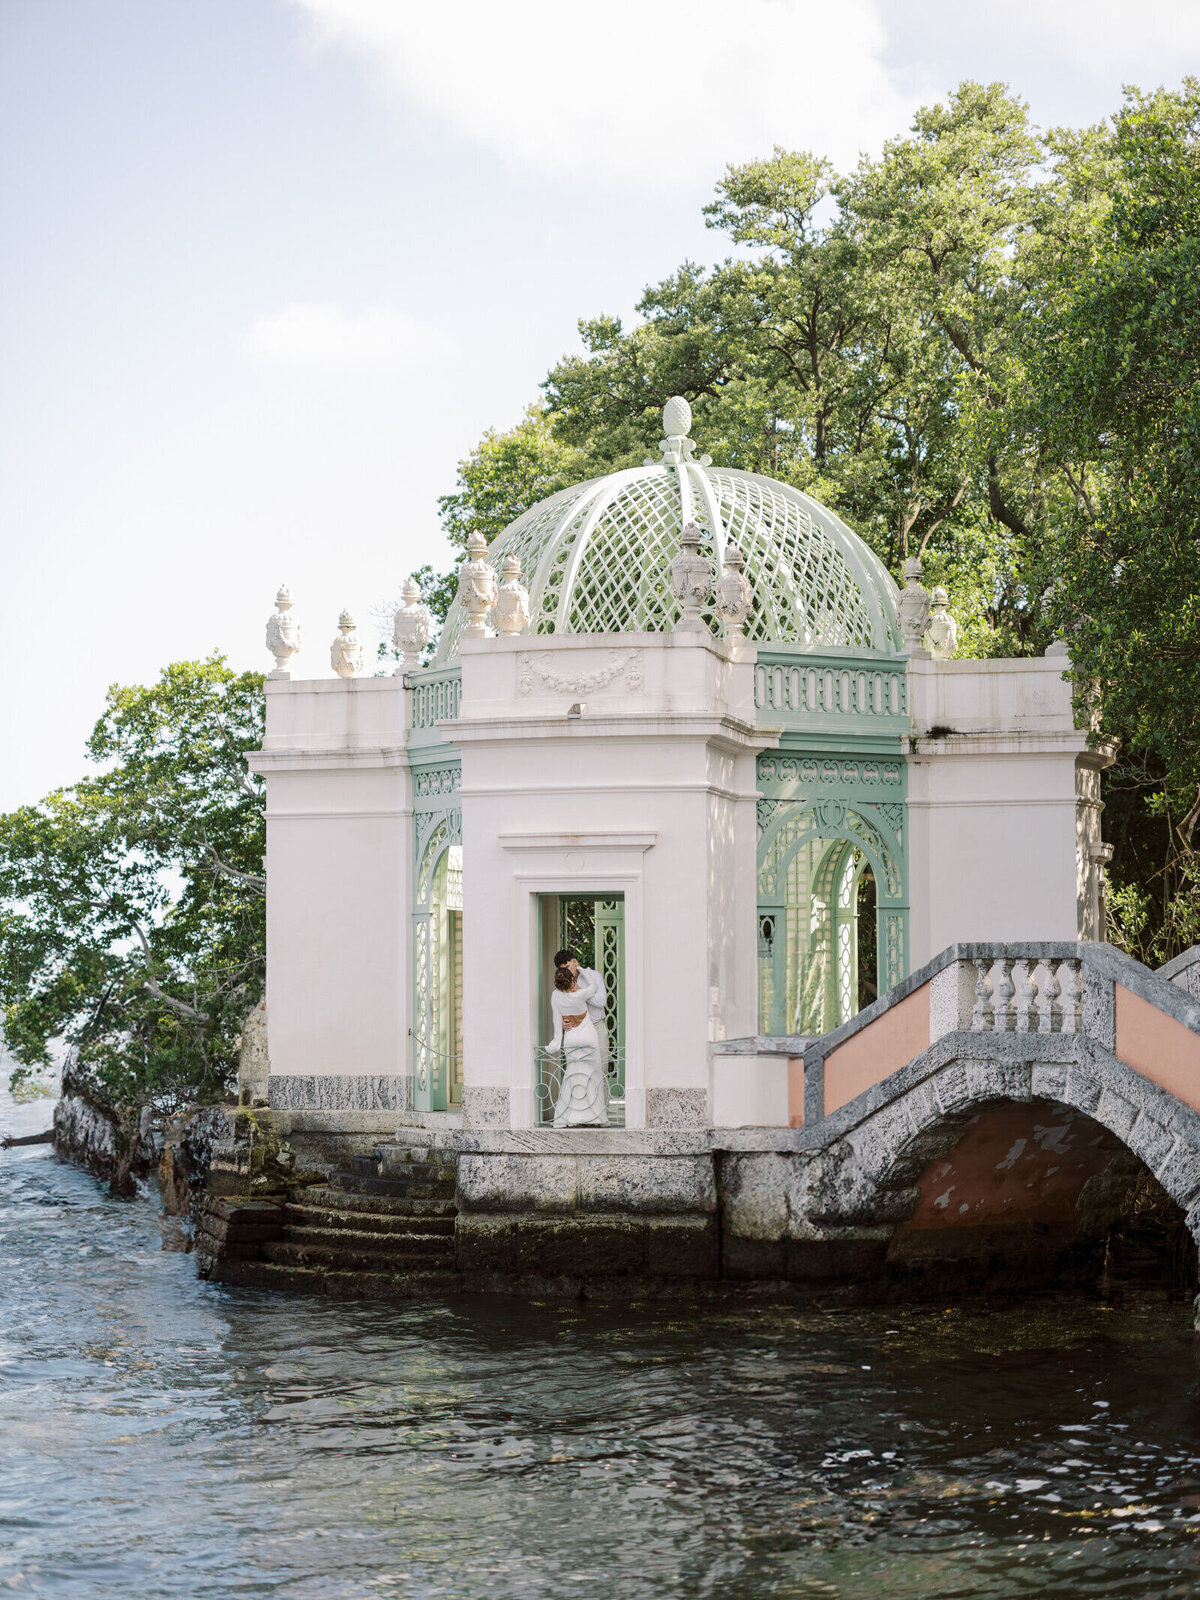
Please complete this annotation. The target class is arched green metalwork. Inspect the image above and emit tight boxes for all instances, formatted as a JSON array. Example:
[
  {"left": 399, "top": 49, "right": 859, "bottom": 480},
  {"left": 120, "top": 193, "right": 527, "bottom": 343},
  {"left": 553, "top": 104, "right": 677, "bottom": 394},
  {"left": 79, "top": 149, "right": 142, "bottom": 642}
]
[
  {"left": 757, "top": 799, "right": 906, "bottom": 1036},
  {"left": 433, "top": 402, "right": 901, "bottom": 663},
  {"left": 412, "top": 766, "right": 462, "bottom": 1113}
]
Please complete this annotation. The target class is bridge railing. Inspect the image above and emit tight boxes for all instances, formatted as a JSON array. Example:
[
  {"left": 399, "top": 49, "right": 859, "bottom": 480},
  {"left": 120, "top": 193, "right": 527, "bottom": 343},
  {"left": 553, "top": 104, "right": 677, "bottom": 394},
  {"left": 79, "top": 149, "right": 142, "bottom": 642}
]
[{"left": 714, "top": 940, "right": 1200, "bottom": 1132}]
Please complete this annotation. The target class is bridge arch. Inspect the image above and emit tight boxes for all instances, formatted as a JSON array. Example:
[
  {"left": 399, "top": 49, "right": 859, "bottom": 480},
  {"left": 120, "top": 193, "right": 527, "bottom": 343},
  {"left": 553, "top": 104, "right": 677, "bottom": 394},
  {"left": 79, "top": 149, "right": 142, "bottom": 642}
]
[{"left": 801, "top": 1044, "right": 1200, "bottom": 1286}]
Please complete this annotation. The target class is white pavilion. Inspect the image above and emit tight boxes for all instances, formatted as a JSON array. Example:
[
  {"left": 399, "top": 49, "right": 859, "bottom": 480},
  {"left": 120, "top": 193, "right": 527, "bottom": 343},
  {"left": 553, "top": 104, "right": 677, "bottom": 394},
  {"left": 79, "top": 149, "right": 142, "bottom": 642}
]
[{"left": 250, "top": 399, "right": 1109, "bottom": 1137}]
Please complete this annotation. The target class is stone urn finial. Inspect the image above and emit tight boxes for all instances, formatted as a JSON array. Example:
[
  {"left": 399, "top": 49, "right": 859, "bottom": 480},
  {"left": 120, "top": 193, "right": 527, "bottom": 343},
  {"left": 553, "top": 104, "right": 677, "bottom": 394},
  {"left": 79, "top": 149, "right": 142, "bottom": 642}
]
[
  {"left": 669, "top": 521, "right": 714, "bottom": 634},
  {"left": 458, "top": 530, "right": 497, "bottom": 639},
  {"left": 714, "top": 539, "right": 753, "bottom": 639},
  {"left": 266, "top": 584, "right": 301, "bottom": 678},
  {"left": 494, "top": 553, "right": 530, "bottom": 636},
  {"left": 897, "top": 555, "right": 931, "bottom": 654},
  {"left": 925, "top": 585, "right": 959, "bottom": 660},
  {"left": 330, "top": 608, "right": 363, "bottom": 679},
  {"left": 393, "top": 575, "right": 433, "bottom": 669}
]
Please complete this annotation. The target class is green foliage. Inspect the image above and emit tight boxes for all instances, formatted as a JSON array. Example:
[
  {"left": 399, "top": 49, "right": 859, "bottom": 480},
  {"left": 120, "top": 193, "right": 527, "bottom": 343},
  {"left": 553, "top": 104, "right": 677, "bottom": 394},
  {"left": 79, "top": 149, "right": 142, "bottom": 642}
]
[
  {"left": 536, "top": 82, "right": 1117, "bottom": 654},
  {"left": 1030, "top": 82, "right": 1200, "bottom": 961},
  {"left": 0, "top": 657, "right": 265, "bottom": 1110}
]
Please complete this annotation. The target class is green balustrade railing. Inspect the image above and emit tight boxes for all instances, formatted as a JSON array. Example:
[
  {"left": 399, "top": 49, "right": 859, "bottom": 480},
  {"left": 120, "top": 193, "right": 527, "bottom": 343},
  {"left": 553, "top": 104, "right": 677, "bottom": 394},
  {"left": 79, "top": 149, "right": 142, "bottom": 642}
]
[{"left": 754, "top": 649, "right": 908, "bottom": 738}]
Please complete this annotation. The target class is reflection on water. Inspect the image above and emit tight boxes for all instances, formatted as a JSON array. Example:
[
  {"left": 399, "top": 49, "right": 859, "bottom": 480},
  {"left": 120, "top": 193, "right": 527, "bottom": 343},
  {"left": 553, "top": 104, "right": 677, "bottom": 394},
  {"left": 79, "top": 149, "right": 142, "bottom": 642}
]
[{"left": 3, "top": 1082, "right": 1200, "bottom": 1599}]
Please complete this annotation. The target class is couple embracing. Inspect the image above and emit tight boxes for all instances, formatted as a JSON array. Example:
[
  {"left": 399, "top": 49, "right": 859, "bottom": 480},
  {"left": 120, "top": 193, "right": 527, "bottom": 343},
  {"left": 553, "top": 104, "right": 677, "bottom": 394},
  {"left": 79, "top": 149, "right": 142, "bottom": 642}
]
[{"left": 545, "top": 947, "right": 609, "bottom": 1128}]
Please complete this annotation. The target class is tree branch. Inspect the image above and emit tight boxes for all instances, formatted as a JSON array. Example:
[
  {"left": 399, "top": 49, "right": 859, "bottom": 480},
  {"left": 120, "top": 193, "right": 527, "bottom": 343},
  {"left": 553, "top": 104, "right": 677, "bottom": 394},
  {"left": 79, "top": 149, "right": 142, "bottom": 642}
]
[
  {"left": 1061, "top": 463, "right": 1096, "bottom": 518},
  {"left": 987, "top": 452, "right": 1033, "bottom": 539},
  {"left": 918, "top": 481, "right": 969, "bottom": 554},
  {"left": 217, "top": 728, "right": 265, "bottom": 809},
  {"left": 128, "top": 919, "right": 206, "bottom": 1021},
  {"left": 202, "top": 842, "right": 266, "bottom": 894}
]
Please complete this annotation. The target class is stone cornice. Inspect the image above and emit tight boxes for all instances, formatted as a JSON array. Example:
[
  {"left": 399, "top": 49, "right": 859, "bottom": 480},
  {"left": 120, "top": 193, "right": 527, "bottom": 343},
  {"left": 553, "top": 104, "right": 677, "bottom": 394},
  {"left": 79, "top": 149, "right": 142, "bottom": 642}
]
[
  {"left": 446, "top": 712, "right": 777, "bottom": 756},
  {"left": 247, "top": 746, "right": 410, "bottom": 772}
]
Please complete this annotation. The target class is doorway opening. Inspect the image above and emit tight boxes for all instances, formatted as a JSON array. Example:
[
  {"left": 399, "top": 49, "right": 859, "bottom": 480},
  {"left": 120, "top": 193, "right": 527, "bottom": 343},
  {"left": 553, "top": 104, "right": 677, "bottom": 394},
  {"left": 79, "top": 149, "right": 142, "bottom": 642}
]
[{"left": 535, "top": 893, "right": 625, "bottom": 1127}]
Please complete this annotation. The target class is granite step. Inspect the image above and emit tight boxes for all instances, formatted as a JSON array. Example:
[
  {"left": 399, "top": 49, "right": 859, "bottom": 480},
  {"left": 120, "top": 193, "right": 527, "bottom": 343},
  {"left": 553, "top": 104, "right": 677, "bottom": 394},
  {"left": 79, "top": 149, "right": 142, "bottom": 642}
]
[
  {"left": 300, "top": 1183, "right": 456, "bottom": 1218},
  {"left": 375, "top": 1160, "right": 457, "bottom": 1184},
  {"left": 285, "top": 1201, "right": 455, "bottom": 1237},
  {"left": 378, "top": 1147, "right": 457, "bottom": 1174},
  {"left": 282, "top": 1223, "right": 452, "bottom": 1259},
  {"left": 328, "top": 1171, "right": 456, "bottom": 1202},
  {"left": 264, "top": 1239, "right": 453, "bottom": 1274},
  {"left": 215, "top": 1258, "right": 462, "bottom": 1300}
]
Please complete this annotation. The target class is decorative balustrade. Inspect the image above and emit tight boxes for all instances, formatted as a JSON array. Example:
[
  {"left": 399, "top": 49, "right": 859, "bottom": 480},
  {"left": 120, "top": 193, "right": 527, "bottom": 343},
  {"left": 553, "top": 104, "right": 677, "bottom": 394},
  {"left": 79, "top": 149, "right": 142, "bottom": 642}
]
[
  {"left": 409, "top": 667, "right": 462, "bottom": 733},
  {"left": 754, "top": 650, "right": 908, "bottom": 732},
  {"left": 969, "top": 955, "right": 1083, "bottom": 1035}
]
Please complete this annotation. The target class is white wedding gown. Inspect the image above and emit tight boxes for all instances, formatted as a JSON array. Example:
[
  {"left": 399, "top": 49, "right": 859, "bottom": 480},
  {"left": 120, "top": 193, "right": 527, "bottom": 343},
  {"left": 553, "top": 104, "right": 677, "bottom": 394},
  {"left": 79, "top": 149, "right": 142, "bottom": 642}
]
[{"left": 546, "top": 975, "right": 609, "bottom": 1128}]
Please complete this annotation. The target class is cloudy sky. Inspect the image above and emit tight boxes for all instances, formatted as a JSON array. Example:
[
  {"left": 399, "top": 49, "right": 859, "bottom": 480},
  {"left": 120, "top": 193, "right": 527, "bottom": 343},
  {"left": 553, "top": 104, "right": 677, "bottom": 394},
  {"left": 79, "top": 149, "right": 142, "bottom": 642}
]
[{"left": 1, "top": 0, "right": 1198, "bottom": 810}]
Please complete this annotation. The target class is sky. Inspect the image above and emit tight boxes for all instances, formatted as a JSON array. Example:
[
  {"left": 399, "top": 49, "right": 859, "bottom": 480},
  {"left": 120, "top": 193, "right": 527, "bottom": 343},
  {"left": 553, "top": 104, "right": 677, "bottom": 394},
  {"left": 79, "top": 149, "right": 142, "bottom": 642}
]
[{"left": 1, "top": 0, "right": 1198, "bottom": 811}]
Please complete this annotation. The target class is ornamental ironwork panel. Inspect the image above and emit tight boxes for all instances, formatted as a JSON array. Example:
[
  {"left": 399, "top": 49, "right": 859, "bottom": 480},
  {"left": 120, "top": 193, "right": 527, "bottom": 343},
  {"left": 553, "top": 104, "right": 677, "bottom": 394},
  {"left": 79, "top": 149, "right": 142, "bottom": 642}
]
[
  {"left": 757, "top": 747, "right": 908, "bottom": 1035},
  {"left": 411, "top": 768, "right": 463, "bottom": 1114},
  {"left": 409, "top": 668, "right": 462, "bottom": 732}
]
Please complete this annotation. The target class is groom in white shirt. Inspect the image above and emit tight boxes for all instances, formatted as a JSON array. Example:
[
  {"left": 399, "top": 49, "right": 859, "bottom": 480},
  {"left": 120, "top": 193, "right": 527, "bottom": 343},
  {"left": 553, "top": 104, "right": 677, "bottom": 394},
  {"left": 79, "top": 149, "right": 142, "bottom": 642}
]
[{"left": 554, "top": 947, "right": 608, "bottom": 1067}]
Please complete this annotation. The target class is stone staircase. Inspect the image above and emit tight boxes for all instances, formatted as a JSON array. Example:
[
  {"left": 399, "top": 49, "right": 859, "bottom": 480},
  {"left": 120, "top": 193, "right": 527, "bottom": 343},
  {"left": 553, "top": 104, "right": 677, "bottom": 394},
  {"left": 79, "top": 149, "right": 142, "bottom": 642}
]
[{"left": 200, "top": 1138, "right": 462, "bottom": 1300}]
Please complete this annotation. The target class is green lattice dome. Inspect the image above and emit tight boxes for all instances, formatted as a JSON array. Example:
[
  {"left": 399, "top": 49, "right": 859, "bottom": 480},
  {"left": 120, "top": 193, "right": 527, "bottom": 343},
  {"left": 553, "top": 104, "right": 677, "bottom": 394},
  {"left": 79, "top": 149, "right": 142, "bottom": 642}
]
[{"left": 434, "top": 398, "right": 901, "bottom": 663}]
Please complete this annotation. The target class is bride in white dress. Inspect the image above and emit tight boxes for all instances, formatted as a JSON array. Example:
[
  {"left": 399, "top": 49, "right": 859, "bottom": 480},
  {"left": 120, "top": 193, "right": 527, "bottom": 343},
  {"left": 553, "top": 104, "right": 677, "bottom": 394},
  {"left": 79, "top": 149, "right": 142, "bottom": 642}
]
[{"left": 545, "top": 966, "right": 609, "bottom": 1128}]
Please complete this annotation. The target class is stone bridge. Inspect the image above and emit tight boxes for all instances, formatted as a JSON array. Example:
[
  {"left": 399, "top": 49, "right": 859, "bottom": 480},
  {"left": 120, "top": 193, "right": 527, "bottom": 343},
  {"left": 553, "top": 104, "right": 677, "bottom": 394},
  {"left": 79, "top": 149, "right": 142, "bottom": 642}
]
[
  {"left": 456, "top": 943, "right": 1200, "bottom": 1301},
  {"left": 717, "top": 942, "right": 1200, "bottom": 1294}
]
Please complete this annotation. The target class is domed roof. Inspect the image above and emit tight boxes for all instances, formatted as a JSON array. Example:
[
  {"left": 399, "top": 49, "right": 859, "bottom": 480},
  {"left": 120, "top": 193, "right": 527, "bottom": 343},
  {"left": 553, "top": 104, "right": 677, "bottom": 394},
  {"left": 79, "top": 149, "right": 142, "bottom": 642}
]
[{"left": 434, "top": 398, "right": 901, "bottom": 663}]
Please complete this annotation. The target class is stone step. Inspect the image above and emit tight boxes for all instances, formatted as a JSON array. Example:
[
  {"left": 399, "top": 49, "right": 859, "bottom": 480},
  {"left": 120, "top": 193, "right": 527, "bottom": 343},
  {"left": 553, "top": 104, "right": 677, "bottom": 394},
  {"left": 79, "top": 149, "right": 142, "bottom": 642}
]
[
  {"left": 300, "top": 1183, "right": 456, "bottom": 1219},
  {"left": 215, "top": 1257, "right": 462, "bottom": 1300},
  {"left": 330, "top": 1170, "right": 455, "bottom": 1202},
  {"left": 264, "top": 1239, "right": 454, "bottom": 1274},
  {"left": 378, "top": 1144, "right": 457, "bottom": 1169},
  {"left": 285, "top": 1201, "right": 455, "bottom": 1237},
  {"left": 282, "top": 1223, "right": 453, "bottom": 1259},
  {"left": 376, "top": 1159, "right": 457, "bottom": 1184}
]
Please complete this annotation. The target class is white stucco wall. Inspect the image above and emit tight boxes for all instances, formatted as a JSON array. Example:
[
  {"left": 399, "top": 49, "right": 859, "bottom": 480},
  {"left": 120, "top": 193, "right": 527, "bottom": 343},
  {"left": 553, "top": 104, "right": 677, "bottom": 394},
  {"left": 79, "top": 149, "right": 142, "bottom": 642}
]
[
  {"left": 453, "top": 633, "right": 773, "bottom": 1128},
  {"left": 905, "top": 655, "right": 1111, "bottom": 967},
  {"left": 249, "top": 677, "right": 412, "bottom": 1084}
]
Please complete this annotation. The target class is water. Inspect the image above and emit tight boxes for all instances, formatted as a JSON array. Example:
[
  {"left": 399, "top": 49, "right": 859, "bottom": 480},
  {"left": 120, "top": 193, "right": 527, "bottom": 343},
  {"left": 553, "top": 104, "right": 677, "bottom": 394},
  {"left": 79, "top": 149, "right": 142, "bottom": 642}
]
[{"left": 4, "top": 1083, "right": 1200, "bottom": 1599}]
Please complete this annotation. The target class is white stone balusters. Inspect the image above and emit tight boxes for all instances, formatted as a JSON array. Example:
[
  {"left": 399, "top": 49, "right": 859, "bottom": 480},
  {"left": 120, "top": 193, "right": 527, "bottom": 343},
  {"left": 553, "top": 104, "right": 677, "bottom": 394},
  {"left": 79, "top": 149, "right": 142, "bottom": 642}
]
[
  {"left": 990, "top": 958, "right": 1015, "bottom": 1032},
  {"left": 393, "top": 576, "right": 433, "bottom": 669},
  {"left": 266, "top": 584, "right": 301, "bottom": 679},
  {"left": 925, "top": 586, "right": 959, "bottom": 659},
  {"left": 1034, "top": 960, "right": 1059, "bottom": 1033},
  {"left": 1058, "top": 960, "right": 1082, "bottom": 1034},
  {"left": 714, "top": 540, "right": 753, "bottom": 639},
  {"left": 494, "top": 554, "right": 530, "bottom": 636},
  {"left": 897, "top": 557, "right": 931, "bottom": 654},
  {"left": 1012, "top": 958, "right": 1036, "bottom": 1033},
  {"left": 330, "top": 609, "right": 363, "bottom": 679},
  {"left": 966, "top": 951, "right": 1084, "bottom": 1035},
  {"left": 670, "top": 521, "right": 714, "bottom": 634},
  {"left": 971, "top": 960, "right": 993, "bottom": 1031},
  {"left": 458, "top": 530, "right": 498, "bottom": 639}
]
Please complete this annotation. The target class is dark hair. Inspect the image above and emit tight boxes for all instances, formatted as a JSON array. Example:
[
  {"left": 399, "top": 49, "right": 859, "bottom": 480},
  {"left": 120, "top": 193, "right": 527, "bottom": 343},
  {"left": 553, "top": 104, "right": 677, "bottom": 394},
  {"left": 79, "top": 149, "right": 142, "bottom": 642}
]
[
  {"left": 553, "top": 966, "right": 575, "bottom": 992},
  {"left": 553, "top": 949, "right": 575, "bottom": 968}
]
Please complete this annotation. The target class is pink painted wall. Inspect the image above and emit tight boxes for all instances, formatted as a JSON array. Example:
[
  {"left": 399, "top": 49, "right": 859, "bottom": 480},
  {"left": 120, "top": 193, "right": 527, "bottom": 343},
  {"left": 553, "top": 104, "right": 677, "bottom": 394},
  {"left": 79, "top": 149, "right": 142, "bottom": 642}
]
[
  {"left": 820, "top": 983, "right": 932, "bottom": 1117},
  {"left": 1115, "top": 985, "right": 1200, "bottom": 1114}
]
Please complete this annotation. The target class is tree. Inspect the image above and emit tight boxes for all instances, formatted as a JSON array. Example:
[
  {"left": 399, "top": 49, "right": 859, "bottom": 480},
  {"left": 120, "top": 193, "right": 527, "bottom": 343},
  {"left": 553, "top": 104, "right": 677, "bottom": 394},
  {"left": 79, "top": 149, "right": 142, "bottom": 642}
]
[
  {"left": 0, "top": 657, "right": 265, "bottom": 1110},
  {"left": 537, "top": 84, "right": 1115, "bottom": 655},
  {"left": 1032, "top": 82, "right": 1200, "bottom": 962}
]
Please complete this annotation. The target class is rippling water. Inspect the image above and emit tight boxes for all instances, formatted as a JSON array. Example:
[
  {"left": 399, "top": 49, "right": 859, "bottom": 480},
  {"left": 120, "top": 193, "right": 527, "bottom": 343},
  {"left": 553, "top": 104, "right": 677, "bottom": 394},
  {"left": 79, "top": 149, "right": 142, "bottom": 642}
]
[{"left": 4, "top": 1084, "right": 1200, "bottom": 1599}]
